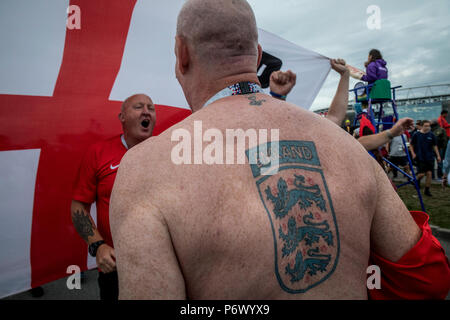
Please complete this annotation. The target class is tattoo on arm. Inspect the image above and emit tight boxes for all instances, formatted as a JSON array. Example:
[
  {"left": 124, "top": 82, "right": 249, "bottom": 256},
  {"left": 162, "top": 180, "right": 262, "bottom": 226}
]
[
  {"left": 248, "top": 94, "right": 266, "bottom": 106},
  {"left": 72, "top": 209, "right": 94, "bottom": 242}
]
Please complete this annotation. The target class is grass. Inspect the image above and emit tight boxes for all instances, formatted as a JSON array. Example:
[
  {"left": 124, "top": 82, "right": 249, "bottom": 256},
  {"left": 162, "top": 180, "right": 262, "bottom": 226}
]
[{"left": 397, "top": 183, "right": 450, "bottom": 229}]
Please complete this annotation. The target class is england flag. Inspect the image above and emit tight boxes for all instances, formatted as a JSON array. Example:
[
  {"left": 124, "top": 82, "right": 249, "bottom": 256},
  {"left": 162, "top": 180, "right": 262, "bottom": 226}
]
[{"left": 0, "top": 0, "right": 330, "bottom": 298}]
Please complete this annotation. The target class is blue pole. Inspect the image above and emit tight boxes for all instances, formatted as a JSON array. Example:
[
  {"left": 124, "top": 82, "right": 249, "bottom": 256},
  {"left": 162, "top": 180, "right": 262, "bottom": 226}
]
[
  {"left": 391, "top": 87, "right": 426, "bottom": 212},
  {"left": 382, "top": 157, "right": 414, "bottom": 181}
]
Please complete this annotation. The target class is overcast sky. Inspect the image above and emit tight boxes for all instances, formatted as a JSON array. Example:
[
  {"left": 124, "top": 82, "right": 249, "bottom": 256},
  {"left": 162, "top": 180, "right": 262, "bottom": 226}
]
[{"left": 247, "top": 0, "right": 450, "bottom": 111}]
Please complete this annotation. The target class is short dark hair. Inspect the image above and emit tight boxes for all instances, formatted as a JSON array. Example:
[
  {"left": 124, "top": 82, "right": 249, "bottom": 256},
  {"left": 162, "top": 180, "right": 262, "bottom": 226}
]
[
  {"left": 369, "top": 49, "right": 383, "bottom": 63},
  {"left": 416, "top": 120, "right": 422, "bottom": 125},
  {"left": 422, "top": 120, "right": 431, "bottom": 125},
  {"left": 442, "top": 110, "right": 448, "bottom": 115}
]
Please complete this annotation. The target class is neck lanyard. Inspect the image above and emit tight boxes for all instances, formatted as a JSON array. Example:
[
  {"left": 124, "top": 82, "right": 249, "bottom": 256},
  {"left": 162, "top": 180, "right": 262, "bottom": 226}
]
[{"left": 203, "top": 81, "right": 262, "bottom": 108}]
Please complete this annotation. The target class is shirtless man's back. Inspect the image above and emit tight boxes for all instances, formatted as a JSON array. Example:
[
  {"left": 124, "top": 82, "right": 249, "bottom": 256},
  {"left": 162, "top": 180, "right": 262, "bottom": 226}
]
[{"left": 110, "top": 0, "right": 422, "bottom": 299}]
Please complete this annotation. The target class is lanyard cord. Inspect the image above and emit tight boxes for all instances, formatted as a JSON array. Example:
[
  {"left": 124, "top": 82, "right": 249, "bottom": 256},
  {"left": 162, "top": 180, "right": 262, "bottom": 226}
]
[{"left": 203, "top": 81, "right": 262, "bottom": 108}]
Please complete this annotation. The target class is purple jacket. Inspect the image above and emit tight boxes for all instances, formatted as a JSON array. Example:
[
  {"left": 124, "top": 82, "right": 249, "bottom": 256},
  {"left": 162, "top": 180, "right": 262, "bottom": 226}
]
[{"left": 361, "top": 59, "right": 388, "bottom": 84}]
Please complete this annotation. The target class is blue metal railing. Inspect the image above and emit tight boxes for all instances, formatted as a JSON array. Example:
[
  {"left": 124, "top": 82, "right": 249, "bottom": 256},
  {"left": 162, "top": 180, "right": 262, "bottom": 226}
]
[{"left": 349, "top": 83, "right": 426, "bottom": 212}]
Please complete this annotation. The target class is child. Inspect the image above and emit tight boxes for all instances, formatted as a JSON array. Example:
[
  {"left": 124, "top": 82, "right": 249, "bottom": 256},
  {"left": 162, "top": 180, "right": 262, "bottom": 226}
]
[{"left": 350, "top": 49, "right": 388, "bottom": 85}]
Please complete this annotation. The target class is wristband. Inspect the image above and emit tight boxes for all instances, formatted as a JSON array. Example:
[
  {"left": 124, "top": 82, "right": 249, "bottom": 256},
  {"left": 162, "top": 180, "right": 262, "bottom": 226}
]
[{"left": 270, "top": 91, "right": 287, "bottom": 100}]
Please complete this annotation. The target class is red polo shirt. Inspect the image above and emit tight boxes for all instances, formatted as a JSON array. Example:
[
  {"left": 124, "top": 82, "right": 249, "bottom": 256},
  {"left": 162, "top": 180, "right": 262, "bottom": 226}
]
[{"left": 72, "top": 135, "right": 127, "bottom": 248}]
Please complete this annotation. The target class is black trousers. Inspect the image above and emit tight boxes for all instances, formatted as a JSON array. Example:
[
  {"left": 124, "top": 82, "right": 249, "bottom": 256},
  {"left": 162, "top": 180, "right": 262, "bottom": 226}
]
[{"left": 98, "top": 271, "right": 119, "bottom": 300}]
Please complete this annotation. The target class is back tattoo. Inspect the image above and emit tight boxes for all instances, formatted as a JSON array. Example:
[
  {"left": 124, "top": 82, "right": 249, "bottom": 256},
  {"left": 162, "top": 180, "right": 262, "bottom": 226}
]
[{"left": 246, "top": 140, "right": 340, "bottom": 293}]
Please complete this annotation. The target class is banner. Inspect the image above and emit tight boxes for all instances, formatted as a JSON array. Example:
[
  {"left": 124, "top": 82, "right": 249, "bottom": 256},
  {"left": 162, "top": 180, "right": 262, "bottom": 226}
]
[{"left": 0, "top": 0, "right": 330, "bottom": 298}]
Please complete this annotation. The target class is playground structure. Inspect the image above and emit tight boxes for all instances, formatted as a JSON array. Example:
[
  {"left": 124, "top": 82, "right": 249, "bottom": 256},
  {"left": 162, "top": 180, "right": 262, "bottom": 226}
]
[{"left": 349, "top": 80, "right": 426, "bottom": 212}]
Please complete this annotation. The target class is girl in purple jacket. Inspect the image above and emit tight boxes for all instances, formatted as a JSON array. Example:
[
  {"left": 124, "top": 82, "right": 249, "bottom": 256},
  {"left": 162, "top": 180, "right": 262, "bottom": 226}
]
[{"left": 352, "top": 49, "right": 388, "bottom": 85}]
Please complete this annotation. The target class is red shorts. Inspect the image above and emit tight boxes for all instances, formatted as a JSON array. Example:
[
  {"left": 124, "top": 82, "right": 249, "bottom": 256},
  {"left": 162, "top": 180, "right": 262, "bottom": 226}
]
[{"left": 369, "top": 211, "right": 450, "bottom": 300}]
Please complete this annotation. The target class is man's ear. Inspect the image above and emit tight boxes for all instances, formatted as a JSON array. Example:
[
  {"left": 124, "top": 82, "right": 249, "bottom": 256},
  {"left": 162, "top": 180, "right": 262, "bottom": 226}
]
[
  {"left": 118, "top": 112, "right": 125, "bottom": 123},
  {"left": 256, "top": 44, "right": 263, "bottom": 68},
  {"left": 175, "top": 36, "right": 190, "bottom": 75}
]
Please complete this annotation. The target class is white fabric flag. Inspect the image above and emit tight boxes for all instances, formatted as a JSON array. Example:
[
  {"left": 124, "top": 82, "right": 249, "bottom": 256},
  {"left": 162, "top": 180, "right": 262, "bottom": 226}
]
[
  {"left": 110, "top": 0, "right": 330, "bottom": 109},
  {"left": 258, "top": 29, "right": 331, "bottom": 109}
]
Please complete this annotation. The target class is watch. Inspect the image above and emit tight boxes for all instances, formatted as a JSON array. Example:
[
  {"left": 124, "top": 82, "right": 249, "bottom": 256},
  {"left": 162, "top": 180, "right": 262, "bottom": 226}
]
[{"left": 89, "top": 240, "right": 106, "bottom": 257}]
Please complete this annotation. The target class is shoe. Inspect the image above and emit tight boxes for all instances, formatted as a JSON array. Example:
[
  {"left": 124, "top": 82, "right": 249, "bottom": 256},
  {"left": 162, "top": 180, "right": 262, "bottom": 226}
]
[
  {"left": 29, "top": 286, "right": 44, "bottom": 298},
  {"left": 424, "top": 189, "right": 432, "bottom": 197}
]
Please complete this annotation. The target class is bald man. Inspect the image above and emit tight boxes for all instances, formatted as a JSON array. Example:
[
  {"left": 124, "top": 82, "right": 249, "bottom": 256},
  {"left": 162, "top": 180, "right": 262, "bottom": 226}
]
[
  {"left": 71, "top": 94, "right": 155, "bottom": 300},
  {"left": 110, "top": 0, "right": 450, "bottom": 300}
]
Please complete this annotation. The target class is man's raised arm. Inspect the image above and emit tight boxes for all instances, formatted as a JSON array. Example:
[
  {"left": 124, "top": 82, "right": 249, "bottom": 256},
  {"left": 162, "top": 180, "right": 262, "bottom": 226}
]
[
  {"left": 326, "top": 58, "right": 350, "bottom": 126},
  {"left": 109, "top": 151, "right": 186, "bottom": 299},
  {"left": 357, "top": 118, "right": 414, "bottom": 151}
]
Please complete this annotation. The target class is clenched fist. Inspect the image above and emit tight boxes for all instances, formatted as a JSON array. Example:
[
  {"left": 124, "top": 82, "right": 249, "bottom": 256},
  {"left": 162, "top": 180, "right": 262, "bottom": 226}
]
[
  {"left": 269, "top": 70, "right": 297, "bottom": 97},
  {"left": 330, "top": 58, "right": 349, "bottom": 76},
  {"left": 96, "top": 243, "right": 116, "bottom": 273}
]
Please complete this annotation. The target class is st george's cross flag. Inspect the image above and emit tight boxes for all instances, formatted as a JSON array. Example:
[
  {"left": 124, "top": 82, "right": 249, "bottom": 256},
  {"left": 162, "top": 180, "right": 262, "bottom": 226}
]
[{"left": 0, "top": 0, "right": 331, "bottom": 298}]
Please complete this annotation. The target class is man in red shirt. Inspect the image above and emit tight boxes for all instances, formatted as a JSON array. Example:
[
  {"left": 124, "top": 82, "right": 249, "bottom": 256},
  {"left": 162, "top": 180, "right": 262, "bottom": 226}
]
[
  {"left": 71, "top": 94, "right": 156, "bottom": 300},
  {"left": 438, "top": 110, "right": 450, "bottom": 138}
]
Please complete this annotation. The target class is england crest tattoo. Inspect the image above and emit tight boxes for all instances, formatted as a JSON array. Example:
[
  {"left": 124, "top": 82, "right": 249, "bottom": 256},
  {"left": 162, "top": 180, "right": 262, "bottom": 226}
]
[{"left": 246, "top": 140, "right": 340, "bottom": 293}]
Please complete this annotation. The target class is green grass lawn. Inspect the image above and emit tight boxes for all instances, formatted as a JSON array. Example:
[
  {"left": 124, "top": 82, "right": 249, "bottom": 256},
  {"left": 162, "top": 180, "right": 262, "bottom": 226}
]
[{"left": 397, "top": 184, "right": 450, "bottom": 229}]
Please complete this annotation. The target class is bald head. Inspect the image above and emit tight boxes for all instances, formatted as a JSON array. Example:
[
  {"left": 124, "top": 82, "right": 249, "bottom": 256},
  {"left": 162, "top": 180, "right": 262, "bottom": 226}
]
[
  {"left": 121, "top": 94, "right": 151, "bottom": 113},
  {"left": 176, "top": 0, "right": 259, "bottom": 65}
]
